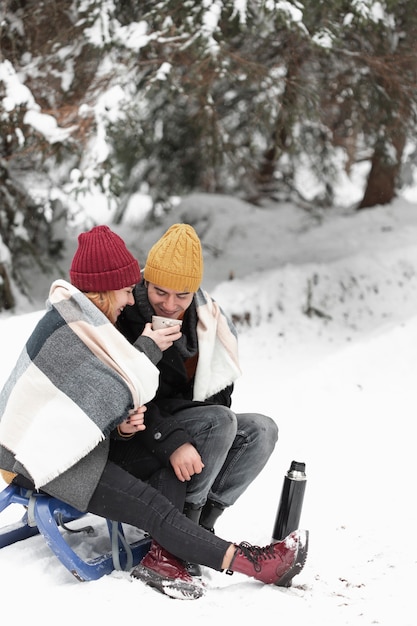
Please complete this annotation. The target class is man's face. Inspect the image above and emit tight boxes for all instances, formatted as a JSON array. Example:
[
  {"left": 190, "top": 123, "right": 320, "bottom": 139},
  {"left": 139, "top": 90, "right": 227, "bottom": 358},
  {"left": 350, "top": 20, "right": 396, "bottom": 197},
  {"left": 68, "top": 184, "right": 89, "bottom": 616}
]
[{"left": 147, "top": 283, "right": 194, "bottom": 319}]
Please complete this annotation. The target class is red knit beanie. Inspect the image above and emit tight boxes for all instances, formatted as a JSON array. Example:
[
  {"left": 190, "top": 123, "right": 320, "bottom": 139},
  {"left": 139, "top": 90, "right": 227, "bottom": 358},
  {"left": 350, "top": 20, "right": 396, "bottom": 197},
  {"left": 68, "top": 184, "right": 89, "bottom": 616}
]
[{"left": 70, "top": 225, "right": 141, "bottom": 291}]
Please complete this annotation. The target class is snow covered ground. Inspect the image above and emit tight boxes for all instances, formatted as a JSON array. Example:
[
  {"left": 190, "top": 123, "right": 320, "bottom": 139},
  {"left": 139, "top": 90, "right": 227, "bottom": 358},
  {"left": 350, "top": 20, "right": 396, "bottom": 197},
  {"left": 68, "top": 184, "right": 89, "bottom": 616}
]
[{"left": 1, "top": 192, "right": 417, "bottom": 625}]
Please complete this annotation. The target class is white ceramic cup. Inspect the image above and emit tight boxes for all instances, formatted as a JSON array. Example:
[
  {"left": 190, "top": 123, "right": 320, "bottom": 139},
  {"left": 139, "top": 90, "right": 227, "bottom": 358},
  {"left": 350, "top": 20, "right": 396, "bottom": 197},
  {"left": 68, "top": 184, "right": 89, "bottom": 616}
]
[{"left": 152, "top": 315, "right": 183, "bottom": 330}]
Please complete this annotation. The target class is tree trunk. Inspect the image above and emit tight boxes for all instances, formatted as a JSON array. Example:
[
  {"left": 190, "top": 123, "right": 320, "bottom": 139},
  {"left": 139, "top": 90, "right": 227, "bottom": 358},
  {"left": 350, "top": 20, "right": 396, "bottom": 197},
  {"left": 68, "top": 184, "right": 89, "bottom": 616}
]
[
  {"left": 358, "top": 130, "right": 406, "bottom": 210},
  {"left": 0, "top": 263, "right": 15, "bottom": 311},
  {"left": 255, "top": 50, "right": 305, "bottom": 198}
]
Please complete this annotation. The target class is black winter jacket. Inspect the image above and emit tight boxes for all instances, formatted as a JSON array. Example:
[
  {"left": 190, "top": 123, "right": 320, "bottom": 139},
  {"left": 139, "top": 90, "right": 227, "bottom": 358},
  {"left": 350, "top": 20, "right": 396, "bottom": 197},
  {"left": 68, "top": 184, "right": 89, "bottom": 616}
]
[{"left": 117, "top": 282, "right": 234, "bottom": 417}]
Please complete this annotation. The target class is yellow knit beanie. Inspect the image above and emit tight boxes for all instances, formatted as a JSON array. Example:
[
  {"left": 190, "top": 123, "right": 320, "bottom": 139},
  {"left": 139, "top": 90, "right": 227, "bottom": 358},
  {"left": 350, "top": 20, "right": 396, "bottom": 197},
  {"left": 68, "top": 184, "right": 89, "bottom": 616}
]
[{"left": 143, "top": 223, "right": 203, "bottom": 292}]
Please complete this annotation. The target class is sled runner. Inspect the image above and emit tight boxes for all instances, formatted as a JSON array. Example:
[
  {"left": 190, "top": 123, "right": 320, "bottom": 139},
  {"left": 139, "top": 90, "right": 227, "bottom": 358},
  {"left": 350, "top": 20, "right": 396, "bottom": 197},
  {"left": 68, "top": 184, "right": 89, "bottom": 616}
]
[{"left": 0, "top": 482, "right": 151, "bottom": 581}]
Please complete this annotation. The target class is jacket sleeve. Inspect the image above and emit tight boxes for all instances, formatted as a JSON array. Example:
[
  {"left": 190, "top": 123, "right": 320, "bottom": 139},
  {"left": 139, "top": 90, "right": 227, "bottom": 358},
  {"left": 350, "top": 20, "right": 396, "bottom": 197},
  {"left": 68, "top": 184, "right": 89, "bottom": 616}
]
[
  {"left": 117, "top": 305, "right": 163, "bottom": 366},
  {"left": 133, "top": 335, "right": 163, "bottom": 366},
  {"left": 121, "top": 402, "right": 196, "bottom": 466}
]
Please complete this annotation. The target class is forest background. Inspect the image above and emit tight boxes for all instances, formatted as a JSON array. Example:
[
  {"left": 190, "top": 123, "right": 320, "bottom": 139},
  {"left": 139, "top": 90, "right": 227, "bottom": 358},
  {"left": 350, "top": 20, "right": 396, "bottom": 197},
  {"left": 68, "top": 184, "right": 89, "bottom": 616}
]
[{"left": 1, "top": 0, "right": 417, "bottom": 311}]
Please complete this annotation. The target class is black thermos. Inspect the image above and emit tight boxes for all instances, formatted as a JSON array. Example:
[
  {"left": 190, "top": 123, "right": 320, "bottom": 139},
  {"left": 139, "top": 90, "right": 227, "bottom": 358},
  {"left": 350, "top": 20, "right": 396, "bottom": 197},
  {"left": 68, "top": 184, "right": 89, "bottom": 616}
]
[{"left": 272, "top": 460, "right": 307, "bottom": 541}]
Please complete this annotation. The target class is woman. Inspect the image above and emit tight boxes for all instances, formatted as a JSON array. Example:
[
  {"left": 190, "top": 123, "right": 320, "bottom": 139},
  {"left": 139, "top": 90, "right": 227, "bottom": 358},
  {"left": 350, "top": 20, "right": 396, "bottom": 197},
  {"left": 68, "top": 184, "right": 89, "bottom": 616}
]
[{"left": 0, "top": 225, "right": 308, "bottom": 600}]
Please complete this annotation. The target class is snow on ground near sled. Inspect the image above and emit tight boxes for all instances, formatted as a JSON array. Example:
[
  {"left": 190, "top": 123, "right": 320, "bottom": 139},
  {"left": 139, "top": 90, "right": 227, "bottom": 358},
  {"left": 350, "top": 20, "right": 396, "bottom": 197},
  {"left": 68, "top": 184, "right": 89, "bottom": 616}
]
[{"left": 1, "top": 194, "right": 417, "bottom": 625}]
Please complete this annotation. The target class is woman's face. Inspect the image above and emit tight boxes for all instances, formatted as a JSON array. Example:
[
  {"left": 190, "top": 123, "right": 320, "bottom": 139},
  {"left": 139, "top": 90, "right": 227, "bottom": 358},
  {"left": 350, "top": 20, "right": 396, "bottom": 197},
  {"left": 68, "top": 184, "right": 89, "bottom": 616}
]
[
  {"left": 111, "top": 286, "right": 136, "bottom": 322},
  {"left": 147, "top": 282, "right": 194, "bottom": 319}
]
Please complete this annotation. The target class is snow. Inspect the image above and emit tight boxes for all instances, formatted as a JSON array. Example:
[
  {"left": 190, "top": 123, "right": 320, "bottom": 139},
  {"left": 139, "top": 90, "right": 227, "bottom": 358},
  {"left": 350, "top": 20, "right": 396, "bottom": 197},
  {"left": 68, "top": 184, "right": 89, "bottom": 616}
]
[{"left": 1, "top": 192, "right": 417, "bottom": 624}]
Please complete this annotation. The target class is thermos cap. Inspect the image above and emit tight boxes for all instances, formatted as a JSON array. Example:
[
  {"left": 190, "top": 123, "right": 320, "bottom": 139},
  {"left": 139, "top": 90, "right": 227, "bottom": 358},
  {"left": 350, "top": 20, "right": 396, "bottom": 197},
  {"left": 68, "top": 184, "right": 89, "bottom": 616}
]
[{"left": 290, "top": 461, "right": 305, "bottom": 472}]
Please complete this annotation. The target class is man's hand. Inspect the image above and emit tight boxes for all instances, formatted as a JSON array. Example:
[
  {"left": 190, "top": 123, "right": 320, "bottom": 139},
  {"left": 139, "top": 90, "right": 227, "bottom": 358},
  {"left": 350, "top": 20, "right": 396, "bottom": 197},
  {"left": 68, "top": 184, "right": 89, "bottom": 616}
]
[{"left": 170, "top": 443, "right": 205, "bottom": 482}]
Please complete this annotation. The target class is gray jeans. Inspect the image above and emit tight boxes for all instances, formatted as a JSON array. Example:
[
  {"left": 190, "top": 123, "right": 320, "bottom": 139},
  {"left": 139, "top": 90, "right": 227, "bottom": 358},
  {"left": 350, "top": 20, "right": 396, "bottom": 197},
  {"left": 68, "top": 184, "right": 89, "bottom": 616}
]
[{"left": 172, "top": 405, "right": 279, "bottom": 509}]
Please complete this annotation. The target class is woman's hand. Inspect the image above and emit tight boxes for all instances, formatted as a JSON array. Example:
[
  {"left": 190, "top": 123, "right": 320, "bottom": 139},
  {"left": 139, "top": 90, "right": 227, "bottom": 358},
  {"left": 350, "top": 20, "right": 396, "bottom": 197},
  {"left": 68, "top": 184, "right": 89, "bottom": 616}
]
[
  {"left": 141, "top": 321, "right": 182, "bottom": 352},
  {"left": 119, "top": 405, "right": 147, "bottom": 434}
]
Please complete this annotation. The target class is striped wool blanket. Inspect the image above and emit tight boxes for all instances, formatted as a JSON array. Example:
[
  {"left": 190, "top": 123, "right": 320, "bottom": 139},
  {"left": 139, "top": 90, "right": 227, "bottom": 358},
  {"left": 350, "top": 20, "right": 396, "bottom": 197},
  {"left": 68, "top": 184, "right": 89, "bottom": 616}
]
[
  {"left": 0, "top": 280, "right": 159, "bottom": 488},
  {"left": 193, "top": 289, "right": 242, "bottom": 401}
]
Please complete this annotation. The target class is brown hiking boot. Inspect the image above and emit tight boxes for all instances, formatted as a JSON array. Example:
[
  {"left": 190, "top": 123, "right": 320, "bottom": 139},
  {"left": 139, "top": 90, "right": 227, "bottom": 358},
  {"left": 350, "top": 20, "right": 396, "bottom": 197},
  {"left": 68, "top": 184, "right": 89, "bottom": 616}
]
[
  {"left": 227, "top": 529, "right": 308, "bottom": 587},
  {"left": 131, "top": 541, "right": 205, "bottom": 600}
]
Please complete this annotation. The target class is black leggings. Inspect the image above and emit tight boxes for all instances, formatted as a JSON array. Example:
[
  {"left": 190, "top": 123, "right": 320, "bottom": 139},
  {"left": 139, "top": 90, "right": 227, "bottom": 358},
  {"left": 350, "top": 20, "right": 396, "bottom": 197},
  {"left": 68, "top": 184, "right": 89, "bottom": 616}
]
[{"left": 87, "top": 461, "right": 231, "bottom": 570}]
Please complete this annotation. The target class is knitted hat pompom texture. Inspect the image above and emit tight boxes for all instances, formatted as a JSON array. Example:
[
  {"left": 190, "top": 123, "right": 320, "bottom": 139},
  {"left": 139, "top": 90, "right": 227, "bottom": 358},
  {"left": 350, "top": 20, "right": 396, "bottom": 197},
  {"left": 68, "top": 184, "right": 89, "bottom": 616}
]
[
  {"left": 143, "top": 223, "right": 203, "bottom": 292},
  {"left": 70, "top": 225, "right": 141, "bottom": 292}
]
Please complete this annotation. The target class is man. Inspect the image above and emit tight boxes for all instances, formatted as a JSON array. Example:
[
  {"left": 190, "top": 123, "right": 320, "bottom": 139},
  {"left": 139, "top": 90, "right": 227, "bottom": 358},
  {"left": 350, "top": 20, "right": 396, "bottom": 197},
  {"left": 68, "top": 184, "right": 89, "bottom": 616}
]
[{"left": 117, "top": 223, "right": 278, "bottom": 553}]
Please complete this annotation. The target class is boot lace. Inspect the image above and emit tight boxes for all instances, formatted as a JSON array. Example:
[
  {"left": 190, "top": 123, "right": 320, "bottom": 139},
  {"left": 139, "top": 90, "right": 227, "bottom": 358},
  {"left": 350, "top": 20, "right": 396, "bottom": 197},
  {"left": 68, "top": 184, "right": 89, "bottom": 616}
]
[{"left": 234, "top": 541, "right": 280, "bottom": 573}]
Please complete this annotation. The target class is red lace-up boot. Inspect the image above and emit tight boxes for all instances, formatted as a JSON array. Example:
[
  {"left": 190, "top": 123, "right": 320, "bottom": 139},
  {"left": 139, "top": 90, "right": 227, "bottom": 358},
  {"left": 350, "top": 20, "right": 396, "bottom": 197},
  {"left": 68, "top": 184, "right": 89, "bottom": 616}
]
[
  {"left": 131, "top": 541, "right": 205, "bottom": 600},
  {"left": 227, "top": 529, "right": 309, "bottom": 587}
]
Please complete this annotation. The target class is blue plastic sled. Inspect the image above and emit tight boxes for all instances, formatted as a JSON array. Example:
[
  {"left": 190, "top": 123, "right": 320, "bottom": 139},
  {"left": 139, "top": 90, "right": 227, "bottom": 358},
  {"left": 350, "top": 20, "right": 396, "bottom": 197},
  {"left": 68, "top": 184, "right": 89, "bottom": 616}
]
[{"left": 0, "top": 483, "right": 151, "bottom": 581}]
